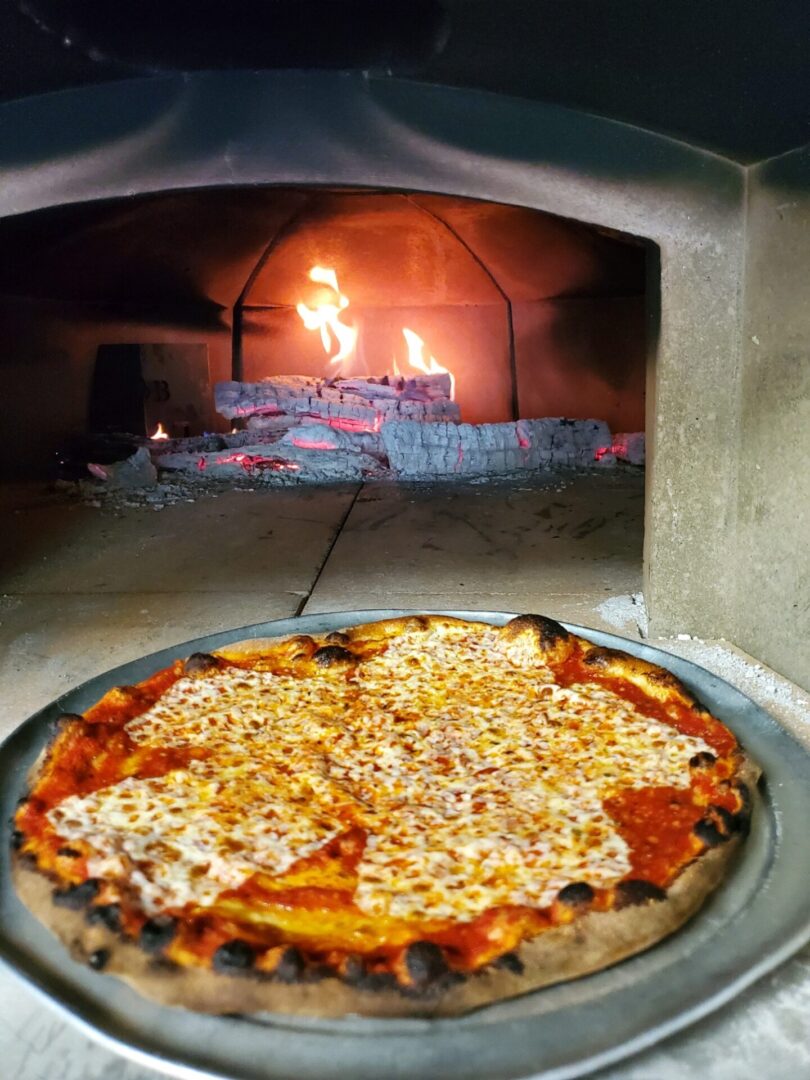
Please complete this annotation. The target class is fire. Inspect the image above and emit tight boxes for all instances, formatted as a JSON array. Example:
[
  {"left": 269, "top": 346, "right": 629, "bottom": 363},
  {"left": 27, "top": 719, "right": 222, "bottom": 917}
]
[
  {"left": 295, "top": 267, "right": 456, "bottom": 400},
  {"left": 401, "top": 328, "right": 455, "bottom": 401},
  {"left": 296, "top": 266, "right": 358, "bottom": 368},
  {"left": 150, "top": 422, "right": 169, "bottom": 441}
]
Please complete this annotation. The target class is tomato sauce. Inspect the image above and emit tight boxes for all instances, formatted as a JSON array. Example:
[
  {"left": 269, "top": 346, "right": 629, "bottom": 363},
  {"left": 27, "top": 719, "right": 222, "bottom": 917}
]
[
  {"left": 603, "top": 786, "right": 703, "bottom": 886},
  {"left": 554, "top": 652, "right": 738, "bottom": 757}
]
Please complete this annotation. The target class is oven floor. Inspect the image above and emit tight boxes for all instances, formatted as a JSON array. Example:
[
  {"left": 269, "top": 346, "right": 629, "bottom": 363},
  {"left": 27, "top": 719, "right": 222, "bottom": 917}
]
[
  {"left": 0, "top": 471, "right": 645, "bottom": 720},
  {"left": 2, "top": 473, "right": 810, "bottom": 1080}
]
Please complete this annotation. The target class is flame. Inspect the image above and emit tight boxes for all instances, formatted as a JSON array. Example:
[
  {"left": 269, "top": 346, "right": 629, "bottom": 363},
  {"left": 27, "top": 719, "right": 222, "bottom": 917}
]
[
  {"left": 295, "top": 268, "right": 456, "bottom": 399},
  {"left": 401, "top": 328, "right": 455, "bottom": 401},
  {"left": 296, "top": 266, "right": 358, "bottom": 369},
  {"left": 150, "top": 422, "right": 169, "bottom": 441}
]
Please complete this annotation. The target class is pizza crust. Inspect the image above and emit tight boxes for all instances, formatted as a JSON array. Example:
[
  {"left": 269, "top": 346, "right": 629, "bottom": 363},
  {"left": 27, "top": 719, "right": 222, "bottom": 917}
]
[
  {"left": 12, "top": 829, "right": 747, "bottom": 1017},
  {"left": 11, "top": 614, "right": 761, "bottom": 1018}
]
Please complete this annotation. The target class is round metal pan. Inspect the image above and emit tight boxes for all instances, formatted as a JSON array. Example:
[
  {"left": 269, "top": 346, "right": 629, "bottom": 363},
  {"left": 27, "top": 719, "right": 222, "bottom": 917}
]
[{"left": 2, "top": 610, "right": 809, "bottom": 1080}]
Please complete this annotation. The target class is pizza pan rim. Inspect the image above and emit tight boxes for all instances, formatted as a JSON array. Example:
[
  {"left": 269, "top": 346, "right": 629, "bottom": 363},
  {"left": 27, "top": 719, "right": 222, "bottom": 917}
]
[{"left": 1, "top": 608, "right": 808, "bottom": 1080}]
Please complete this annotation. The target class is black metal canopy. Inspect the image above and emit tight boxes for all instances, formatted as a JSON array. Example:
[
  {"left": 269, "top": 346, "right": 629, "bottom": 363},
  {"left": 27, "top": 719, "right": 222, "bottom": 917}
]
[{"left": 2, "top": 0, "right": 809, "bottom": 163}]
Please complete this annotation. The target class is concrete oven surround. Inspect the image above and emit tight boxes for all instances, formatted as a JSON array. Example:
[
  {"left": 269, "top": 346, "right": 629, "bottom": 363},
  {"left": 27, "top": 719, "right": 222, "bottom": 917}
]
[{"left": 0, "top": 71, "right": 807, "bottom": 690}]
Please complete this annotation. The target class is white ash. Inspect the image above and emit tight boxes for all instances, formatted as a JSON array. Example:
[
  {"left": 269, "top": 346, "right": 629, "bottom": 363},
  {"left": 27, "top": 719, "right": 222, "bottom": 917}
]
[
  {"left": 86, "top": 446, "right": 157, "bottom": 490},
  {"left": 54, "top": 473, "right": 271, "bottom": 512}
]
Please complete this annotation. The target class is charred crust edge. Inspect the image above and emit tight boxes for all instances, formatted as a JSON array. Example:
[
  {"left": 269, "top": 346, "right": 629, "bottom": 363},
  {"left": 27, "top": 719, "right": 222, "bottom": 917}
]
[
  {"left": 689, "top": 751, "right": 717, "bottom": 769},
  {"left": 272, "top": 946, "right": 305, "bottom": 983},
  {"left": 399, "top": 942, "right": 466, "bottom": 997},
  {"left": 505, "top": 614, "right": 570, "bottom": 646},
  {"left": 694, "top": 804, "right": 742, "bottom": 847},
  {"left": 184, "top": 652, "right": 222, "bottom": 676},
  {"left": 53, "top": 878, "right": 100, "bottom": 910},
  {"left": 346, "top": 967, "right": 398, "bottom": 993},
  {"left": 557, "top": 882, "right": 595, "bottom": 907},
  {"left": 88, "top": 948, "right": 110, "bottom": 971},
  {"left": 731, "top": 782, "right": 753, "bottom": 834},
  {"left": 139, "top": 916, "right": 178, "bottom": 955},
  {"left": 212, "top": 939, "right": 256, "bottom": 974},
  {"left": 49, "top": 711, "right": 83, "bottom": 735},
  {"left": 404, "top": 941, "right": 450, "bottom": 989},
  {"left": 312, "top": 645, "right": 357, "bottom": 667},
  {"left": 582, "top": 646, "right": 628, "bottom": 668},
  {"left": 645, "top": 669, "right": 687, "bottom": 692},
  {"left": 493, "top": 951, "right": 524, "bottom": 975},
  {"left": 86, "top": 903, "right": 122, "bottom": 932},
  {"left": 614, "top": 880, "right": 666, "bottom": 908},
  {"left": 693, "top": 817, "right": 727, "bottom": 847}
]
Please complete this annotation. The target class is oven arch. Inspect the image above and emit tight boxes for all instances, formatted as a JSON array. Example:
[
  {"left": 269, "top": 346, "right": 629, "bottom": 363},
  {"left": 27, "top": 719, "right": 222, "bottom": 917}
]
[{"left": 0, "top": 71, "right": 748, "bottom": 641}]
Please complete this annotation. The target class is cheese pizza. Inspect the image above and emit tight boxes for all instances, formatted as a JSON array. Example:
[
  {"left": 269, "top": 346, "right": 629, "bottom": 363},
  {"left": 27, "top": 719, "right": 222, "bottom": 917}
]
[{"left": 11, "top": 614, "right": 758, "bottom": 1016}]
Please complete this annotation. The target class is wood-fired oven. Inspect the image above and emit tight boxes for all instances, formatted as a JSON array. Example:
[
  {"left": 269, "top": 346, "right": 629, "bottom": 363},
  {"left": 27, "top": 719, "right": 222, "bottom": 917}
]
[{"left": 0, "top": 3, "right": 808, "bottom": 1077}]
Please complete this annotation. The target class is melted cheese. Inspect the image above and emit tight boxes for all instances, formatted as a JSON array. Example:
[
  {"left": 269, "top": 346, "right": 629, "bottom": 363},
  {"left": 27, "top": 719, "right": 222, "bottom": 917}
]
[{"left": 47, "top": 624, "right": 710, "bottom": 919}]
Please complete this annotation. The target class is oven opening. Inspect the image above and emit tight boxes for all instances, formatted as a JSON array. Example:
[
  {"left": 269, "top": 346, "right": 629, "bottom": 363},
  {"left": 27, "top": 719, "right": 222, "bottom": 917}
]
[
  {"left": 0, "top": 184, "right": 651, "bottom": 633},
  {"left": 0, "top": 183, "right": 660, "bottom": 648},
  {"left": 0, "top": 186, "right": 648, "bottom": 467}
]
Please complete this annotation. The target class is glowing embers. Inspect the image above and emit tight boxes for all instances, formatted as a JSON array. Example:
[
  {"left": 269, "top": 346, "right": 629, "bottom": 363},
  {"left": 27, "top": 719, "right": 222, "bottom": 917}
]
[
  {"left": 296, "top": 266, "right": 455, "bottom": 401},
  {"left": 593, "top": 433, "right": 646, "bottom": 467},
  {"left": 197, "top": 452, "right": 300, "bottom": 475}
]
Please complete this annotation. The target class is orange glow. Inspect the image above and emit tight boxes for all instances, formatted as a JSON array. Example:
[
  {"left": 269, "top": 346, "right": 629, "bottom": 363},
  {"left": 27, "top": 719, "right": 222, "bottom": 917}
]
[
  {"left": 401, "top": 328, "right": 456, "bottom": 401},
  {"left": 150, "top": 422, "right": 169, "bottom": 441},
  {"left": 296, "top": 266, "right": 358, "bottom": 369}
]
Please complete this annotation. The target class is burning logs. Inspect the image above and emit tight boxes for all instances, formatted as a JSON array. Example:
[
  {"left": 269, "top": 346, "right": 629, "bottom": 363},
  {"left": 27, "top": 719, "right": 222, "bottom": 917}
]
[
  {"left": 380, "top": 418, "right": 615, "bottom": 479},
  {"left": 76, "top": 372, "right": 641, "bottom": 495},
  {"left": 215, "top": 376, "right": 460, "bottom": 429}
]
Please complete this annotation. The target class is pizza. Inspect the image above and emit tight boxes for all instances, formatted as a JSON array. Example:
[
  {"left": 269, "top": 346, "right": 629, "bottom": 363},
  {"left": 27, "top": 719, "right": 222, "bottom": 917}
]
[{"left": 11, "top": 614, "right": 758, "bottom": 1017}]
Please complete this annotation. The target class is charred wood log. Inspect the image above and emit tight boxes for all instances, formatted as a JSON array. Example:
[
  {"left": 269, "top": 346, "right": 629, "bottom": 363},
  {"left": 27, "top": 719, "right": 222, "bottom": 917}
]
[
  {"left": 215, "top": 377, "right": 459, "bottom": 424},
  {"left": 381, "top": 418, "right": 616, "bottom": 478}
]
